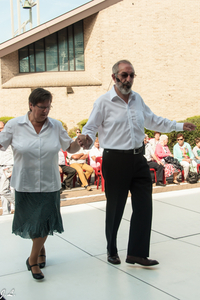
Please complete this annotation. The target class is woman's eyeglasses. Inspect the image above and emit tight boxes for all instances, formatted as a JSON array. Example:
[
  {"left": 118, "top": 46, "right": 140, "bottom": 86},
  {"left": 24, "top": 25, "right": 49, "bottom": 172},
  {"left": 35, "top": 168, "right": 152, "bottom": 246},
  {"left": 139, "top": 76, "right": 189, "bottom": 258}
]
[{"left": 36, "top": 105, "right": 52, "bottom": 111}]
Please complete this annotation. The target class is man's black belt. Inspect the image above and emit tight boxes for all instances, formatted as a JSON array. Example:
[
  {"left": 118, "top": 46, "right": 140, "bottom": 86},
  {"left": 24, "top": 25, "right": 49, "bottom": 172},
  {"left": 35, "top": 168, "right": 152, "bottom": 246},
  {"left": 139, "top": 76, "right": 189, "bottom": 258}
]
[{"left": 104, "top": 146, "right": 143, "bottom": 155}]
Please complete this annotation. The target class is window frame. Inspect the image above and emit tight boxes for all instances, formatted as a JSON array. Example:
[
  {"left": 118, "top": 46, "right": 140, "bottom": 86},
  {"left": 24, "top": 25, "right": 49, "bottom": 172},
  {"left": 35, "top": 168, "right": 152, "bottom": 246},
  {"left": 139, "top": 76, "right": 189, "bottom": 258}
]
[{"left": 18, "top": 20, "right": 84, "bottom": 73}]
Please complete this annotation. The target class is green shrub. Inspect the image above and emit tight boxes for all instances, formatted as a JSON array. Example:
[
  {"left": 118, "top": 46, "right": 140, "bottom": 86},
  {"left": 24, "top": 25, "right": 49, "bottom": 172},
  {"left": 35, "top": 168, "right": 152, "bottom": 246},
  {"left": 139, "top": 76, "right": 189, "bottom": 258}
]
[
  {"left": 77, "top": 119, "right": 88, "bottom": 131},
  {"left": 68, "top": 127, "right": 80, "bottom": 138},
  {"left": 0, "top": 117, "right": 14, "bottom": 124},
  {"left": 145, "top": 115, "right": 200, "bottom": 152},
  {"left": 67, "top": 119, "right": 88, "bottom": 138},
  {"left": 144, "top": 128, "right": 155, "bottom": 138},
  {"left": 58, "top": 119, "right": 68, "bottom": 131}
]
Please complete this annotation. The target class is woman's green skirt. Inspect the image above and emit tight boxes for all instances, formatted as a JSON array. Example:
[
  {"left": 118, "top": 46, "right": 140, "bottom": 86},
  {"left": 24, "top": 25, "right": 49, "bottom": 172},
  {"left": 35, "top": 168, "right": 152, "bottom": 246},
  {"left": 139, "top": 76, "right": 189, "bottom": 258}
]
[{"left": 12, "top": 190, "right": 64, "bottom": 239}]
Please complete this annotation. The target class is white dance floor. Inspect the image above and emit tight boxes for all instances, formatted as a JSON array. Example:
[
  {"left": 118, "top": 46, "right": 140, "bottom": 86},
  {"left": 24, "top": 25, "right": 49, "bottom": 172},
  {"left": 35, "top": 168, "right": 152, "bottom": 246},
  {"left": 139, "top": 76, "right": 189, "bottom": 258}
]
[{"left": 1, "top": 188, "right": 200, "bottom": 300}]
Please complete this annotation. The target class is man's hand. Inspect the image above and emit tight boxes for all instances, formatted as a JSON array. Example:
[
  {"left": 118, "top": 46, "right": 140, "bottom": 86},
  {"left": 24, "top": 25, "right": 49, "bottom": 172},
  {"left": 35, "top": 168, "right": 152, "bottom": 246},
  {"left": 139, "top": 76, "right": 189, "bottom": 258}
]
[
  {"left": 77, "top": 134, "right": 93, "bottom": 149},
  {"left": 183, "top": 122, "right": 196, "bottom": 131},
  {"left": 157, "top": 160, "right": 164, "bottom": 166}
]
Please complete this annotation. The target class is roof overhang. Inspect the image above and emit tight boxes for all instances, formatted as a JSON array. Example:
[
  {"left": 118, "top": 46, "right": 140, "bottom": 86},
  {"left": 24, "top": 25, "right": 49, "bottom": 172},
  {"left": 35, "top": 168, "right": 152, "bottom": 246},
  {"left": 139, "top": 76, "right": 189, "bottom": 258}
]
[
  {"left": 0, "top": 0, "right": 123, "bottom": 58},
  {"left": 2, "top": 71, "right": 102, "bottom": 88}
]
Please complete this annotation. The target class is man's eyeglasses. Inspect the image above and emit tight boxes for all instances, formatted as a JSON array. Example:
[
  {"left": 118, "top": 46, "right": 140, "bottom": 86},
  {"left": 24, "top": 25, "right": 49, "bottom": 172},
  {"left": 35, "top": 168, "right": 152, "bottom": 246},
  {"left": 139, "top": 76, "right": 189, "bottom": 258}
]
[
  {"left": 116, "top": 72, "right": 135, "bottom": 79},
  {"left": 76, "top": 131, "right": 81, "bottom": 134},
  {"left": 177, "top": 138, "right": 184, "bottom": 141},
  {"left": 36, "top": 104, "right": 52, "bottom": 111}
]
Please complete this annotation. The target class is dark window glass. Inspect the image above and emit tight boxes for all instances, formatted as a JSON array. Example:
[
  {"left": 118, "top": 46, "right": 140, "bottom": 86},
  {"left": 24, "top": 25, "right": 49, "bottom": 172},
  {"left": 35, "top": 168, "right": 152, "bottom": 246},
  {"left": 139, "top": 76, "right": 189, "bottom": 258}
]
[
  {"left": 35, "top": 39, "right": 45, "bottom": 72},
  {"left": 45, "top": 33, "right": 58, "bottom": 71},
  {"left": 19, "top": 46, "right": 29, "bottom": 72},
  {"left": 68, "top": 25, "right": 75, "bottom": 71},
  {"left": 74, "top": 21, "right": 84, "bottom": 71},
  {"left": 29, "top": 44, "right": 35, "bottom": 72},
  {"left": 19, "top": 21, "right": 84, "bottom": 73},
  {"left": 58, "top": 28, "right": 68, "bottom": 71}
]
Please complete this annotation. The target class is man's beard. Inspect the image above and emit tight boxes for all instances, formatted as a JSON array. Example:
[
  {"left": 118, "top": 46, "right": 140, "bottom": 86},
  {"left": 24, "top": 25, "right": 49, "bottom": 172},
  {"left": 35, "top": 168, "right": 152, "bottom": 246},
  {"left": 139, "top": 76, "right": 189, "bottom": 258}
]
[{"left": 116, "top": 81, "right": 132, "bottom": 95}]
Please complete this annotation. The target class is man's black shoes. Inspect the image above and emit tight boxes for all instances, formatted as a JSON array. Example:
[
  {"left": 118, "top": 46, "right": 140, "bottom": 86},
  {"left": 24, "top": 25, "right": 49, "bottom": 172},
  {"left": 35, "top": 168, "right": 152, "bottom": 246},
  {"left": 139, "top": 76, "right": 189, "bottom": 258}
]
[
  {"left": 107, "top": 253, "right": 121, "bottom": 264},
  {"left": 60, "top": 185, "right": 71, "bottom": 194},
  {"left": 126, "top": 256, "right": 159, "bottom": 266},
  {"left": 156, "top": 181, "right": 166, "bottom": 187}
]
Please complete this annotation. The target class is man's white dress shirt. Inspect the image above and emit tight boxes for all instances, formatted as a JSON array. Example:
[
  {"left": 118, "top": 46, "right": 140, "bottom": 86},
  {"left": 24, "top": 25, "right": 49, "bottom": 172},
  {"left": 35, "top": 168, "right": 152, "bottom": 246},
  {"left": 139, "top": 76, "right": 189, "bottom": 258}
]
[
  {"left": 144, "top": 143, "right": 154, "bottom": 162},
  {"left": 82, "top": 86, "right": 183, "bottom": 149},
  {"left": 68, "top": 148, "right": 88, "bottom": 164},
  {"left": 89, "top": 147, "right": 103, "bottom": 165},
  {"left": 58, "top": 150, "right": 66, "bottom": 165},
  {"left": 0, "top": 113, "right": 73, "bottom": 192}
]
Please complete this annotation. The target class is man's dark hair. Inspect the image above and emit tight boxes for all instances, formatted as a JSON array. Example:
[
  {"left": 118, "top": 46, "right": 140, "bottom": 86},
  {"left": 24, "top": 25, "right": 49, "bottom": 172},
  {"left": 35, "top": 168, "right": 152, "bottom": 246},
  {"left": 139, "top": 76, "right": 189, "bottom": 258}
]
[
  {"left": 195, "top": 137, "right": 200, "bottom": 144},
  {"left": 177, "top": 133, "right": 184, "bottom": 139},
  {"left": 29, "top": 88, "right": 52, "bottom": 106},
  {"left": 154, "top": 131, "right": 161, "bottom": 136}
]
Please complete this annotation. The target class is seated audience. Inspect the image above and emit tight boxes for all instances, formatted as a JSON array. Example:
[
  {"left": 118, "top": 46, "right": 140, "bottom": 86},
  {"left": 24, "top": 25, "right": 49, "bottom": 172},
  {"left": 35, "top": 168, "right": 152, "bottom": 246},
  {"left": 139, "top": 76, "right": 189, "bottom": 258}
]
[
  {"left": 149, "top": 131, "right": 161, "bottom": 152},
  {"left": 73, "top": 129, "right": 81, "bottom": 141},
  {"left": 155, "top": 135, "right": 180, "bottom": 184},
  {"left": 58, "top": 149, "right": 76, "bottom": 193},
  {"left": 173, "top": 133, "right": 197, "bottom": 180},
  {"left": 68, "top": 148, "right": 93, "bottom": 191},
  {"left": 0, "top": 121, "right": 15, "bottom": 215},
  {"left": 89, "top": 138, "right": 103, "bottom": 168},
  {"left": 193, "top": 138, "right": 200, "bottom": 164},
  {"left": 144, "top": 135, "right": 166, "bottom": 187}
]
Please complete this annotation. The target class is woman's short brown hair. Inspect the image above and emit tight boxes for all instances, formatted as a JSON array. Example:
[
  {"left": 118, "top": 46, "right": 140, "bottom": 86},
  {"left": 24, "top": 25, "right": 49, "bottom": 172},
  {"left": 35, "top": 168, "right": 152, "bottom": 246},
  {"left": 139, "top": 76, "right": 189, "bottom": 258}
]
[{"left": 29, "top": 88, "right": 52, "bottom": 106}]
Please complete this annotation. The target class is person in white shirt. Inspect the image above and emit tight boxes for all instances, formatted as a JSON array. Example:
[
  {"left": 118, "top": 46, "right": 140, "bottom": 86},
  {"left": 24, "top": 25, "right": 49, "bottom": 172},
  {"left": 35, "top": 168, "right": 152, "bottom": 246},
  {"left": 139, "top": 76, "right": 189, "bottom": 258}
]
[
  {"left": 68, "top": 148, "right": 93, "bottom": 191},
  {"left": 0, "top": 121, "right": 15, "bottom": 215},
  {"left": 149, "top": 131, "right": 161, "bottom": 152},
  {"left": 0, "top": 88, "right": 84, "bottom": 281},
  {"left": 58, "top": 149, "right": 76, "bottom": 193},
  {"left": 82, "top": 59, "right": 196, "bottom": 267},
  {"left": 73, "top": 129, "right": 81, "bottom": 141},
  {"left": 89, "top": 137, "right": 103, "bottom": 168},
  {"left": 144, "top": 134, "right": 165, "bottom": 187},
  {"left": 193, "top": 137, "right": 200, "bottom": 164}
]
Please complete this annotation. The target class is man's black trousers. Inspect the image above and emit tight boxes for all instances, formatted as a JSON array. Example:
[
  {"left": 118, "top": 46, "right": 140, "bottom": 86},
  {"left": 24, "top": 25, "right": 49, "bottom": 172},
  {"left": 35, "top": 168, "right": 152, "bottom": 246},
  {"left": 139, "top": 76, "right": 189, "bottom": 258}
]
[{"left": 102, "top": 150, "right": 152, "bottom": 257}]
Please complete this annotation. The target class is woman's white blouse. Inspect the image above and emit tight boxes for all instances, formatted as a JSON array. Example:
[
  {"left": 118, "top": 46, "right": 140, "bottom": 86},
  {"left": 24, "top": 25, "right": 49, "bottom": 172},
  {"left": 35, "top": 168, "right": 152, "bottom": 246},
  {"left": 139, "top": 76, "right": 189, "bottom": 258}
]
[{"left": 0, "top": 114, "right": 73, "bottom": 192}]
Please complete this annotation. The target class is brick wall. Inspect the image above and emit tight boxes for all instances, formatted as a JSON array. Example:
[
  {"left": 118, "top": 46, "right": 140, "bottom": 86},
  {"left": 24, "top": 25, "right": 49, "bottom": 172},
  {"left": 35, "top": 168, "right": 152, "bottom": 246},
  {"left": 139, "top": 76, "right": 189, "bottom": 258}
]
[{"left": 0, "top": 0, "right": 200, "bottom": 129}]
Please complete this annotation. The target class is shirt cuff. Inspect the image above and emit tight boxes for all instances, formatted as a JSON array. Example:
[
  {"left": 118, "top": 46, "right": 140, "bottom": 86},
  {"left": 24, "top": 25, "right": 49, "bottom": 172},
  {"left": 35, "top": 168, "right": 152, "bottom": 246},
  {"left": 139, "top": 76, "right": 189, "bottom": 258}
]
[{"left": 175, "top": 122, "right": 184, "bottom": 131}]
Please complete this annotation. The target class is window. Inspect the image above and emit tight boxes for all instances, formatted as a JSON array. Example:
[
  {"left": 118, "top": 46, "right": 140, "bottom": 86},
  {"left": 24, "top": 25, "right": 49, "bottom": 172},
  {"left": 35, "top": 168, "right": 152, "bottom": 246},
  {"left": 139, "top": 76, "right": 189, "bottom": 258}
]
[
  {"left": 58, "top": 28, "right": 68, "bottom": 71},
  {"left": 19, "top": 46, "right": 29, "bottom": 72},
  {"left": 35, "top": 39, "right": 45, "bottom": 72},
  {"left": 45, "top": 33, "right": 58, "bottom": 71},
  {"left": 19, "top": 20, "right": 84, "bottom": 73}
]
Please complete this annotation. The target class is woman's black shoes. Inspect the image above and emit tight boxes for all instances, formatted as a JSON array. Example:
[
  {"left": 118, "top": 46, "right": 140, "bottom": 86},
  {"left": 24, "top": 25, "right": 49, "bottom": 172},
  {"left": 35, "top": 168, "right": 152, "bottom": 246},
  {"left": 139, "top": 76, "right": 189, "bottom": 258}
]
[
  {"left": 38, "top": 254, "right": 46, "bottom": 269},
  {"left": 26, "top": 258, "right": 44, "bottom": 280}
]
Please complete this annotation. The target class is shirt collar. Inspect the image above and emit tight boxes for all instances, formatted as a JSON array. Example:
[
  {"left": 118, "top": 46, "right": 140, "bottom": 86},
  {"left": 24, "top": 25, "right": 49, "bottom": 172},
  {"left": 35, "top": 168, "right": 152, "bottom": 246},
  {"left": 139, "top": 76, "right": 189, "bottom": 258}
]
[
  {"left": 110, "top": 85, "right": 135, "bottom": 102},
  {"left": 18, "top": 113, "right": 53, "bottom": 128}
]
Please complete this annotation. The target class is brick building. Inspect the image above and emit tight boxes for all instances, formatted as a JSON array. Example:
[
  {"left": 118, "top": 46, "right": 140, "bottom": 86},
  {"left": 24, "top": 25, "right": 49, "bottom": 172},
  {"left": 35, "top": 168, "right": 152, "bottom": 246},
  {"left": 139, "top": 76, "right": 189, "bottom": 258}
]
[{"left": 0, "top": 0, "right": 200, "bottom": 129}]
